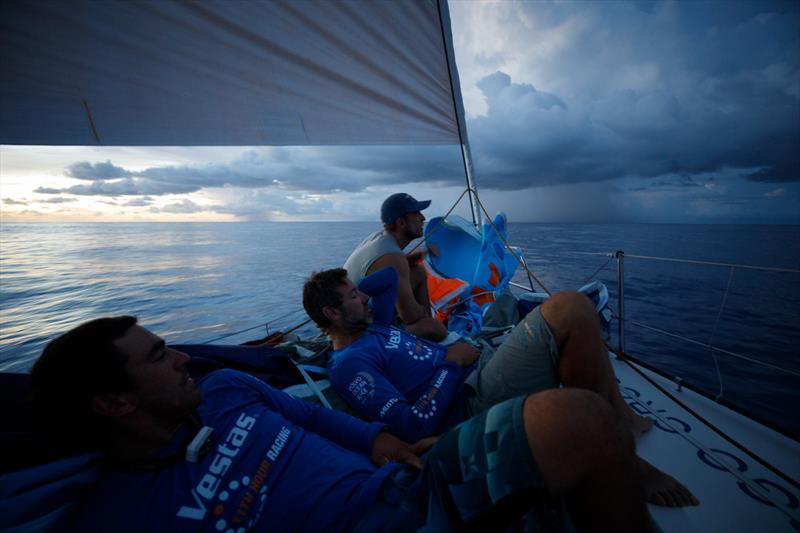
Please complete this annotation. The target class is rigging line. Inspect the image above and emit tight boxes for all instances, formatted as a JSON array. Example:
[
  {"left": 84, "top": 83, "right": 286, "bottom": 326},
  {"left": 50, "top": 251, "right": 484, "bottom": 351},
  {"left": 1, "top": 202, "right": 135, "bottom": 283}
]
[
  {"left": 569, "top": 251, "right": 800, "bottom": 274},
  {"left": 614, "top": 345, "right": 800, "bottom": 497},
  {"left": 203, "top": 322, "right": 269, "bottom": 344},
  {"left": 283, "top": 317, "right": 313, "bottom": 336},
  {"left": 620, "top": 371, "right": 800, "bottom": 521},
  {"left": 202, "top": 310, "right": 309, "bottom": 344},
  {"left": 407, "top": 187, "right": 471, "bottom": 255},
  {"left": 626, "top": 319, "right": 800, "bottom": 379},
  {"left": 623, "top": 254, "right": 800, "bottom": 273},
  {"left": 471, "top": 192, "right": 552, "bottom": 295},
  {"left": 707, "top": 267, "right": 736, "bottom": 401},
  {"left": 582, "top": 255, "right": 614, "bottom": 284},
  {"left": 565, "top": 251, "right": 613, "bottom": 256}
]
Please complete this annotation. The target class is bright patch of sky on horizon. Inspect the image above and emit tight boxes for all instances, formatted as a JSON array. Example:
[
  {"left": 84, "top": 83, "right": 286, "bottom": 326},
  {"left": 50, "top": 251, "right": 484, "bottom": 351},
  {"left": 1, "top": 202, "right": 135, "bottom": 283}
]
[{"left": 1, "top": 0, "right": 798, "bottom": 223}]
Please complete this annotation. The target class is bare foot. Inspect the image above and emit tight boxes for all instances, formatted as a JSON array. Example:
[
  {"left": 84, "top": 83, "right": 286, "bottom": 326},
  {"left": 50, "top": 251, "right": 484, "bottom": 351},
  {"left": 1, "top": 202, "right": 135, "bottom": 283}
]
[{"left": 639, "top": 458, "right": 699, "bottom": 507}]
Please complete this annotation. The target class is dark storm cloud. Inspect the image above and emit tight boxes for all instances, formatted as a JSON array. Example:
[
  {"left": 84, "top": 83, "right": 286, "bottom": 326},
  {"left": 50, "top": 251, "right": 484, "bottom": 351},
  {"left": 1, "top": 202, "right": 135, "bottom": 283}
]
[
  {"left": 140, "top": 190, "right": 334, "bottom": 220},
  {"left": 465, "top": 1, "right": 799, "bottom": 189},
  {"left": 35, "top": 146, "right": 465, "bottom": 197},
  {"left": 66, "top": 160, "right": 132, "bottom": 180},
  {"left": 205, "top": 190, "right": 336, "bottom": 220}
]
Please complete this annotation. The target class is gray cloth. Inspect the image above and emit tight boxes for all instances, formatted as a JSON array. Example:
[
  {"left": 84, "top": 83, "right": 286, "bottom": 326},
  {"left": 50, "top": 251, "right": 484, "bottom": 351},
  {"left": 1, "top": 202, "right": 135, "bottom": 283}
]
[
  {"left": 343, "top": 230, "right": 402, "bottom": 284},
  {"left": 481, "top": 288, "right": 520, "bottom": 328},
  {"left": 464, "top": 307, "right": 561, "bottom": 416}
]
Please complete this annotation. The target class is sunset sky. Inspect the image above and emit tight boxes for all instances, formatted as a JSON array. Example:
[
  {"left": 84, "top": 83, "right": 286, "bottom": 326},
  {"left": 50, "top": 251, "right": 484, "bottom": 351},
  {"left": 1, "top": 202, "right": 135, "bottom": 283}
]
[{"left": 2, "top": 0, "right": 798, "bottom": 223}]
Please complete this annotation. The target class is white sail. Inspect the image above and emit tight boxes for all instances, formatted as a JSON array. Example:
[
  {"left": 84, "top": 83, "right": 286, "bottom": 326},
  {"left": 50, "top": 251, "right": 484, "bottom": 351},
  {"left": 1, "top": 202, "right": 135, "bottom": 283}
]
[{"left": 0, "top": 0, "right": 465, "bottom": 146}]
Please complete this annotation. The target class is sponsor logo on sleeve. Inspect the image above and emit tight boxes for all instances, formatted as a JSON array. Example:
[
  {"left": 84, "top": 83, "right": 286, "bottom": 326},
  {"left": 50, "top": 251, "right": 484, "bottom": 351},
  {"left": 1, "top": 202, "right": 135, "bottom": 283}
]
[
  {"left": 348, "top": 371, "right": 375, "bottom": 403},
  {"left": 411, "top": 369, "right": 448, "bottom": 420},
  {"left": 379, "top": 397, "right": 399, "bottom": 418}
]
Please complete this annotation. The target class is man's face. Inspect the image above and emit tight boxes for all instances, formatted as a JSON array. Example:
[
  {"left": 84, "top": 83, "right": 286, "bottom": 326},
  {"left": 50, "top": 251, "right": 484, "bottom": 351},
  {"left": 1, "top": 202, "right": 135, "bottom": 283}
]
[
  {"left": 333, "top": 279, "right": 372, "bottom": 331},
  {"left": 401, "top": 211, "right": 425, "bottom": 239},
  {"left": 114, "top": 325, "right": 201, "bottom": 419}
]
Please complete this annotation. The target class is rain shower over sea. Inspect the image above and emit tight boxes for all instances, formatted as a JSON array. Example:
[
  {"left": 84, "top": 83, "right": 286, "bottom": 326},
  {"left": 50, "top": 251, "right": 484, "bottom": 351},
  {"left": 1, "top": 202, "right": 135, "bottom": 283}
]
[{"left": 1, "top": 221, "right": 798, "bottom": 437}]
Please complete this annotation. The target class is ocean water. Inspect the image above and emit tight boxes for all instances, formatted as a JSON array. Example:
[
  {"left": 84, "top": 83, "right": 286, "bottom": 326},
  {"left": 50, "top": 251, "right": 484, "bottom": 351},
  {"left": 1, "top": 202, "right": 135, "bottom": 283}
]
[{"left": 1, "top": 222, "right": 798, "bottom": 438}]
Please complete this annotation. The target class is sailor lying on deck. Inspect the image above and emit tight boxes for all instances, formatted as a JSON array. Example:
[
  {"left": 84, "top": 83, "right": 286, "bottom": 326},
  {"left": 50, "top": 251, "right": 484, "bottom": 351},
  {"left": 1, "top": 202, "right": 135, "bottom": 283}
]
[
  {"left": 303, "top": 267, "right": 700, "bottom": 508},
  {"left": 32, "top": 317, "right": 651, "bottom": 532},
  {"left": 343, "top": 192, "right": 448, "bottom": 342}
]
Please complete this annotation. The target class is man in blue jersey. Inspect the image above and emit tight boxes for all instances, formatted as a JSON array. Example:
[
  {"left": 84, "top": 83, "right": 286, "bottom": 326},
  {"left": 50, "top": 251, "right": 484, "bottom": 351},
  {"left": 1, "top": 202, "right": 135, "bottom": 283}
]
[
  {"left": 303, "top": 267, "right": 699, "bottom": 508},
  {"left": 30, "top": 316, "right": 653, "bottom": 532}
]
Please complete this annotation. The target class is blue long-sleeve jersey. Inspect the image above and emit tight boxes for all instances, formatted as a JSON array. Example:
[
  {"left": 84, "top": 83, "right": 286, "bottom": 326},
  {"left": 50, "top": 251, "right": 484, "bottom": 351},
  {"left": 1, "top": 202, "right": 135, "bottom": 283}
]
[
  {"left": 327, "top": 267, "right": 474, "bottom": 442},
  {"left": 64, "top": 369, "right": 393, "bottom": 532}
]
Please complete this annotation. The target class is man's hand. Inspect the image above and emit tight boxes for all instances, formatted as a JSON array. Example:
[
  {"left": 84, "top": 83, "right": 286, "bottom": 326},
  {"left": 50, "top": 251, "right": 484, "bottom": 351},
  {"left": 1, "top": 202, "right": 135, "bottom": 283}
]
[
  {"left": 370, "top": 431, "right": 437, "bottom": 470},
  {"left": 444, "top": 341, "right": 480, "bottom": 367},
  {"left": 405, "top": 244, "right": 438, "bottom": 266}
]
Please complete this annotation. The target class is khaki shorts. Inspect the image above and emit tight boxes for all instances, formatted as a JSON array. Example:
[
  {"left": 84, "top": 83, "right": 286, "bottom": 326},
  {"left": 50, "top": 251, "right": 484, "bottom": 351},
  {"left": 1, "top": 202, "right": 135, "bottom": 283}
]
[{"left": 465, "top": 307, "right": 560, "bottom": 417}]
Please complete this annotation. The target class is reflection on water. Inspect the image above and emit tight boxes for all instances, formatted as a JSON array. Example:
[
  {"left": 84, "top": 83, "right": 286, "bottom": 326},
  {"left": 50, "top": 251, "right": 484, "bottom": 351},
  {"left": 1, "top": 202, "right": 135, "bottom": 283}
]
[{"left": 0, "top": 222, "right": 369, "bottom": 372}]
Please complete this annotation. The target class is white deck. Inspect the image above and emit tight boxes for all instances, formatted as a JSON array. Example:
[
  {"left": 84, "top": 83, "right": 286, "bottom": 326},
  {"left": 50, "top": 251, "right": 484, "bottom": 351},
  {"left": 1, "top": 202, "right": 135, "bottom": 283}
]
[{"left": 613, "top": 355, "right": 800, "bottom": 532}]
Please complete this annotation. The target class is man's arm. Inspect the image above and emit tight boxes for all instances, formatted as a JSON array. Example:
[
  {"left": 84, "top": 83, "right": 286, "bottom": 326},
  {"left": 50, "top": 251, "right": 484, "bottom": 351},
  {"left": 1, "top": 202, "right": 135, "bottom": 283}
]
[
  {"left": 232, "top": 372, "right": 385, "bottom": 455},
  {"left": 358, "top": 266, "right": 398, "bottom": 324},
  {"left": 368, "top": 252, "right": 427, "bottom": 324},
  {"left": 328, "top": 353, "right": 469, "bottom": 443}
]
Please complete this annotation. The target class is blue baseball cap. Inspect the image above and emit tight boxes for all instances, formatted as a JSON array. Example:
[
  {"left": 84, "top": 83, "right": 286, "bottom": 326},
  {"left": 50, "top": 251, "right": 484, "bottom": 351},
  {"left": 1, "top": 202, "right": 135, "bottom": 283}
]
[{"left": 381, "top": 193, "right": 431, "bottom": 224}]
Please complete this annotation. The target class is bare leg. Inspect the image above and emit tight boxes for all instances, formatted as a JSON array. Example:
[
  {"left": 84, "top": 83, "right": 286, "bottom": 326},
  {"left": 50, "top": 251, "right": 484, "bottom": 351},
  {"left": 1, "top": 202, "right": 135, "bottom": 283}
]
[
  {"left": 404, "top": 264, "right": 447, "bottom": 341},
  {"left": 408, "top": 262, "right": 432, "bottom": 313},
  {"left": 522, "top": 388, "right": 651, "bottom": 533},
  {"left": 540, "top": 291, "right": 698, "bottom": 508},
  {"left": 406, "top": 317, "right": 447, "bottom": 342},
  {"left": 540, "top": 291, "right": 653, "bottom": 440}
]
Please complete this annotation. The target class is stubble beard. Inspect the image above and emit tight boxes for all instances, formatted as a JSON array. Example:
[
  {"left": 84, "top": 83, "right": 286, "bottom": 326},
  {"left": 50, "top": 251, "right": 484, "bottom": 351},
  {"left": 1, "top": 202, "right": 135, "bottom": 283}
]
[{"left": 341, "top": 309, "right": 372, "bottom": 335}]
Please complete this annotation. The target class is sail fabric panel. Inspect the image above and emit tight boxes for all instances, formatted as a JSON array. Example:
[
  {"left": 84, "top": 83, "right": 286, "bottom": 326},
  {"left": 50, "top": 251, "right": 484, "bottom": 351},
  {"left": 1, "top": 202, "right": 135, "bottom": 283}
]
[{"left": 0, "top": 0, "right": 460, "bottom": 146}]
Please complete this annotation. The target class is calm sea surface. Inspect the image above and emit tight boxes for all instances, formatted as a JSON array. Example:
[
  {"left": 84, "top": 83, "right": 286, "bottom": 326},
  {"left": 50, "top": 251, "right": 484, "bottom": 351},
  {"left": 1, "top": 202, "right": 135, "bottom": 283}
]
[{"left": 1, "top": 222, "right": 798, "bottom": 437}]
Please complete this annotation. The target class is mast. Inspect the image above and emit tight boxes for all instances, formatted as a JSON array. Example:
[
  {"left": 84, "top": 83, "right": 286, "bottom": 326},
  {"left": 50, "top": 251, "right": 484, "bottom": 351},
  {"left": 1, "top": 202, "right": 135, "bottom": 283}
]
[{"left": 437, "top": 0, "right": 482, "bottom": 227}]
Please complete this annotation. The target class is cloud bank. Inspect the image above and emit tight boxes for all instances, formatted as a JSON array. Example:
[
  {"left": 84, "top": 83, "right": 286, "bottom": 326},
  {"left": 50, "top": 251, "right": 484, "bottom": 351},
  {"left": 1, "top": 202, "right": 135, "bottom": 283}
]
[{"left": 8, "top": 1, "right": 798, "bottom": 223}]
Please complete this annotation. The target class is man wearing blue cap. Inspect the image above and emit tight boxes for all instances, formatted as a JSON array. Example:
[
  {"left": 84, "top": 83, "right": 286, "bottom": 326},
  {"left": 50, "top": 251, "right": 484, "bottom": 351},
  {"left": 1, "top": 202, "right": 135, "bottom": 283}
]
[{"left": 343, "top": 193, "right": 447, "bottom": 341}]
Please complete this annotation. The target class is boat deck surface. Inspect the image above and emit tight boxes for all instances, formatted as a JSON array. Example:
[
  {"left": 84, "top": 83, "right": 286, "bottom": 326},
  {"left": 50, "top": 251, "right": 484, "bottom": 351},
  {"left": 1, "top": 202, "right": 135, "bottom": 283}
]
[{"left": 612, "top": 355, "right": 800, "bottom": 532}]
